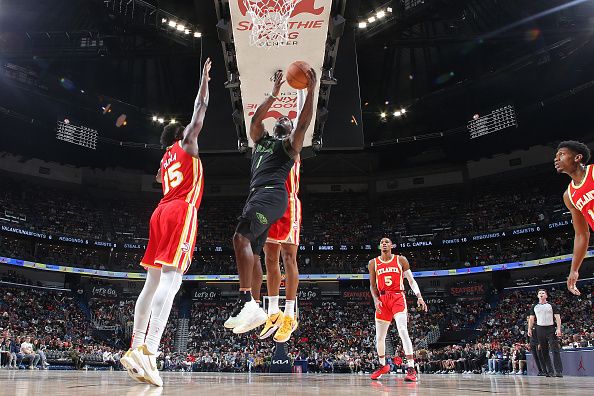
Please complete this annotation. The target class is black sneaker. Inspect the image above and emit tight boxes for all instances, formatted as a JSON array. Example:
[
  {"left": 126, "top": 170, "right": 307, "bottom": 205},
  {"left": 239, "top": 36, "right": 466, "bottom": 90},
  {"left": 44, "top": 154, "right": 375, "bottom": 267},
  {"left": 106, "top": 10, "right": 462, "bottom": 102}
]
[
  {"left": 554, "top": 373, "right": 563, "bottom": 378},
  {"left": 545, "top": 373, "right": 552, "bottom": 377},
  {"left": 537, "top": 371, "right": 546, "bottom": 376}
]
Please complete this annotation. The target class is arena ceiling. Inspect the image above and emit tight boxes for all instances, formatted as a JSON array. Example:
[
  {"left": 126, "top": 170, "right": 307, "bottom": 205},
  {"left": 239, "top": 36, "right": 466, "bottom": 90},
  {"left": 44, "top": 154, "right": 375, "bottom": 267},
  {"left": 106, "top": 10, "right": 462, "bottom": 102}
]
[{"left": 1, "top": 0, "right": 594, "bottom": 176}]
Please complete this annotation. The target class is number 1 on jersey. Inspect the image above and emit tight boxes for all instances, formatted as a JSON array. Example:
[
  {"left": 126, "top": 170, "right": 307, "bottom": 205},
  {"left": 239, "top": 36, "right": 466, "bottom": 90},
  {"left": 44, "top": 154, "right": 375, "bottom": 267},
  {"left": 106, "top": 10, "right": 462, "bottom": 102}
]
[{"left": 163, "top": 162, "right": 184, "bottom": 195}]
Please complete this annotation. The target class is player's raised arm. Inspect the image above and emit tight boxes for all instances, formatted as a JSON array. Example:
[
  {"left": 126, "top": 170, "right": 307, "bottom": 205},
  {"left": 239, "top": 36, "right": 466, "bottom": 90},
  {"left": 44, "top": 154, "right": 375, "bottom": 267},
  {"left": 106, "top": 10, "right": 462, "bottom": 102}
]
[
  {"left": 400, "top": 255, "right": 427, "bottom": 312},
  {"left": 563, "top": 190, "right": 589, "bottom": 295},
  {"left": 181, "top": 58, "right": 211, "bottom": 158},
  {"left": 250, "top": 70, "right": 284, "bottom": 143},
  {"left": 284, "top": 69, "right": 316, "bottom": 158}
]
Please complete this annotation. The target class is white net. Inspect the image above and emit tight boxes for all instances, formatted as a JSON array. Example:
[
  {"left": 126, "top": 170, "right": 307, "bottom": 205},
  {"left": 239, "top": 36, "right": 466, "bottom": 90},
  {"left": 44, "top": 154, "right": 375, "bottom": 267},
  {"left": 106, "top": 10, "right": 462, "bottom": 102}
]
[{"left": 243, "top": 0, "right": 301, "bottom": 48}]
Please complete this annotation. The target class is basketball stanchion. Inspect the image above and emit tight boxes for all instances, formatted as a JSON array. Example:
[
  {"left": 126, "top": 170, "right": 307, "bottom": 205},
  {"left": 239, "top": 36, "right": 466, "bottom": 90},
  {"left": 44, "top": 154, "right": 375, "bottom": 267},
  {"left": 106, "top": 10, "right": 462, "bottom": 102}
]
[
  {"left": 270, "top": 341, "right": 292, "bottom": 373},
  {"left": 263, "top": 295, "right": 298, "bottom": 373}
]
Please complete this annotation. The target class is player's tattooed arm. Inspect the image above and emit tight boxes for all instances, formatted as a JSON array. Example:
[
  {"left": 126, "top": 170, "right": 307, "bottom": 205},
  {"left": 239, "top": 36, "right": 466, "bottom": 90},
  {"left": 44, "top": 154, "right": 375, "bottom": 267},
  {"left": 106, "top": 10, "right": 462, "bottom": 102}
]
[
  {"left": 250, "top": 70, "right": 284, "bottom": 143},
  {"left": 284, "top": 69, "right": 316, "bottom": 158}
]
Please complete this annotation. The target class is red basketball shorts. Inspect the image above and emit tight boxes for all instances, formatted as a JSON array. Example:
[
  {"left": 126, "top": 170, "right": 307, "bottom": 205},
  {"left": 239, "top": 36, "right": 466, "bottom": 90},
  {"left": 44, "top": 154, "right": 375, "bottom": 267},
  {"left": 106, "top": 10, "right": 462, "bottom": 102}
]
[
  {"left": 140, "top": 199, "right": 198, "bottom": 274},
  {"left": 375, "top": 291, "right": 407, "bottom": 323},
  {"left": 266, "top": 194, "right": 301, "bottom": 245}
]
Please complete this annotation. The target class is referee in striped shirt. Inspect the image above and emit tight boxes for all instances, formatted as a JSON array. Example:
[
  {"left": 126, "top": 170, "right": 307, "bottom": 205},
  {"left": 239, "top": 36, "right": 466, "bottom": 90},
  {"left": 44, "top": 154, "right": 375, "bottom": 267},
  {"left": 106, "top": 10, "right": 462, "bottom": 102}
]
[{"left": 527, "top": 289, "right": 563, "bottom": 377}]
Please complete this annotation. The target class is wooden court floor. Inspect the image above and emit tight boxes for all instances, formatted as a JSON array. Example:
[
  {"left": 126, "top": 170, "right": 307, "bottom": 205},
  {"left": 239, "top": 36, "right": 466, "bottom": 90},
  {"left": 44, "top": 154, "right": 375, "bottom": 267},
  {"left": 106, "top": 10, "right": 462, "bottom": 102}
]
[{"left": 1, "top": 370, "right": 592, "bottom": 395}]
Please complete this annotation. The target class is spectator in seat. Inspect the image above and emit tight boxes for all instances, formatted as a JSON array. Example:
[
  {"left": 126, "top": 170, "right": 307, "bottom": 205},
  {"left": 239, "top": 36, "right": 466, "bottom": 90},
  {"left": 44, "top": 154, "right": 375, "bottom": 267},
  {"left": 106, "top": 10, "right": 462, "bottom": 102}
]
[
  {"left": 7, "top": 339, "right": 19, "bottom": 369},
  {"left": 33, "top": 339, "right": 49, "bottom": 369},
  {"left": 18, "top": 336, "right": 40, "bottom": 369},
  {"left": 511, "top": 344, "right": 526, "bottom": 374},
  {"left": 69, "top": 346, "right": 84, "bottom": 370}
]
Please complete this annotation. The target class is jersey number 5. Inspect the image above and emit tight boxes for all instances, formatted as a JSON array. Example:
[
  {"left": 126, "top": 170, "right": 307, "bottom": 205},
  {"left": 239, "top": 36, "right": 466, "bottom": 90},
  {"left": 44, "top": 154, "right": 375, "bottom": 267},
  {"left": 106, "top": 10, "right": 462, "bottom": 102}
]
[
  {"left": 163, "top": 162, "right": 183, "bottom": 194},
  {"left": 384, "top": 276, "right": 392, "bottom": 286}
]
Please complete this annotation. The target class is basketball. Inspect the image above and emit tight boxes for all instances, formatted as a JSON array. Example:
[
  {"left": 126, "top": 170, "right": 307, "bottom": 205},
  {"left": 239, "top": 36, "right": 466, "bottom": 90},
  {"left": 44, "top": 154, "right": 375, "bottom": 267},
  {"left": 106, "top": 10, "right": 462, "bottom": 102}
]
[{"left": 286, "top": 60, "right": 311, "bottom": 90}]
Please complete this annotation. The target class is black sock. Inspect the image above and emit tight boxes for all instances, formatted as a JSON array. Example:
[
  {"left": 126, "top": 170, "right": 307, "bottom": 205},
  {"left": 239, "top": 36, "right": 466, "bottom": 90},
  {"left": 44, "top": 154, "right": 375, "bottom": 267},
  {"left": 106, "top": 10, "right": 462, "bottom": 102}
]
[{"left": 240, "top": 291, "right": 252, "bottom": 303}]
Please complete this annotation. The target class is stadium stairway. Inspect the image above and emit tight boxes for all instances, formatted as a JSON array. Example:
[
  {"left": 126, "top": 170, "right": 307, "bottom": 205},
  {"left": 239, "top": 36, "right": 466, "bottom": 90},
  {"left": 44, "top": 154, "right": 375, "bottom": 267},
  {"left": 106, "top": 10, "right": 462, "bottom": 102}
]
[
  {"left": 386, "top": 335, "right": 395, "bottom": 357},
  {"left": 174, "top": 292, "right": 192, "bottom": 353},
  {"left": 175, "top": 318, "right": 190, "bottom": 354},
  {"left": 73, "top": 292, "right": 93, "bottom": 321},
  {"left": 469, "top": 293, "right": 499, "bottom": 340}
]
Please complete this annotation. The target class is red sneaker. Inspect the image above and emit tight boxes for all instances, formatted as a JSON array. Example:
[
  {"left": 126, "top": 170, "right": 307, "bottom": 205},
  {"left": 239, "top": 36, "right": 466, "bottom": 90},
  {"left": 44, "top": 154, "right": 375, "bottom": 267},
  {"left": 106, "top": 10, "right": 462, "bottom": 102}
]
[
  {"left": 370, "top": 364, "right": 391, "bottom": 380},
  {"left": 404, "top": 367, "right": 418, "bottom": 382}
]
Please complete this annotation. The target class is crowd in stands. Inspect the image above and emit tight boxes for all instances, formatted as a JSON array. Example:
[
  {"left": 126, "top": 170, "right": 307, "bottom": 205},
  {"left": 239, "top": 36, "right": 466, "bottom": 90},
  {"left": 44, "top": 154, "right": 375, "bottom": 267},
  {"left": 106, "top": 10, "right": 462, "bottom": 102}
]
[
  {"left": 0, "top": 168, "right": 576, "bottom": 274},
  {"left": 0, "top": 168, "right": 592, "bottom": 375},
  {"left": 182, "top": 295, "right": 444, "bottom": 374},
  {"left": 0, "top": 272, "right": 592, "bottom": 374},
  {"left": 0, "top": 286, "right": 122, "bottom": 370},
  {"left": 0, "top": 230, "right": 575, "bottom": 275},
  {"left": 476, "top": 283, "right": 594, "bottom": 347}
]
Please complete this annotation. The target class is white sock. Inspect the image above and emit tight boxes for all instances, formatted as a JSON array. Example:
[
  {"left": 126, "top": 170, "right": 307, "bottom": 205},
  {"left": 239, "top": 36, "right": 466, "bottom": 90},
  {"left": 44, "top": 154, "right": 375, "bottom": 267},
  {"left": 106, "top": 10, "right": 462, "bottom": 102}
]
[
  {"left": 379, "top": 357, "right": 386, "bottom": 366},
  {"left": 131, "top": 329, "right": 147, "bottom": 349},
  {"left": 408, "top": 359, "right": 415, "bottom": 368},
  {"left": 131, "top": 268, "right": 161, "bottom": 349},
  {"left": 145, "top": 317, "right": 167, "bottom": 355},
  {"left": 268, "top": 296, "right": 280, "bottom": 315},
  {"left": 143, "top": 267, "right": 182, "bottom": 355},
  {"left": 284, "top": 300, "right": 295, "bottom": 318}
]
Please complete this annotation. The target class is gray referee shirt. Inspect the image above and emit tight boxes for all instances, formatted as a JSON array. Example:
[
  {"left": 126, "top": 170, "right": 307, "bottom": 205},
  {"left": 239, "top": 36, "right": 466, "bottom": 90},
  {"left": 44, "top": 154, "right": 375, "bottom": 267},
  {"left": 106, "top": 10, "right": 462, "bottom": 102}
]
[{"left": 531, "top": 302, "right": 560, "bottom": 326}]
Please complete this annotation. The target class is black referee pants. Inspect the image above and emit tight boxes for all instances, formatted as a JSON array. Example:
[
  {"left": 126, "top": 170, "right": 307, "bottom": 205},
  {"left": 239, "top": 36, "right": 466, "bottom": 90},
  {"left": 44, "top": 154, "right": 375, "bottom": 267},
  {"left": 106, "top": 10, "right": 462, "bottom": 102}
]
[
  {"left": 536, "top": 325, "right": 562, "bottom": 375},
  {"left": 529, "top": 329, "right": 544, "bottom": 373}
]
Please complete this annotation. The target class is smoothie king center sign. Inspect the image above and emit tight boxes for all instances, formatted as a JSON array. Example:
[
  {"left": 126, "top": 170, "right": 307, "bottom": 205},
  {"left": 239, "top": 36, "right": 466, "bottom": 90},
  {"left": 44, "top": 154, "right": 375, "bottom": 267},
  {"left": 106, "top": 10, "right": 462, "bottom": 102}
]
[{"left": 229, "top": 0, "right": 332, "bottom": 147}]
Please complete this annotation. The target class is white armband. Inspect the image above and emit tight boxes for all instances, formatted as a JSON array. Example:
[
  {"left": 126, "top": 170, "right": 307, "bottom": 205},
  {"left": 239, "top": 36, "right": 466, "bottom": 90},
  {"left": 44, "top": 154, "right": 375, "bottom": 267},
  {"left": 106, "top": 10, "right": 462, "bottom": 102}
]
[{"left": 403, "top": 269, "right": 421, "bottom": 297}]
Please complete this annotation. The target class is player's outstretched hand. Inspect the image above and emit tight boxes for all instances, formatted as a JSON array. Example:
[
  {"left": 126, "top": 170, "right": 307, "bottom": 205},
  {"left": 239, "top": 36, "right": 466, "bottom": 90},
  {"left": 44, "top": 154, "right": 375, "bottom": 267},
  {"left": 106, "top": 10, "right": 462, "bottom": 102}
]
[
  {"left": 306, "top": 69, "right": 317, "bottom": 90},
  {"left": 202, "top": 58, "right": 212, "bottom": 82},
  {"left": 567, "top": 270, "right": 581, "bottom": 296},
  {"left": 417, "top": 297, "right": 428, "bottom": 312},
  {"left": 272, "top": 70, "right": 285, "bottom": 97}
]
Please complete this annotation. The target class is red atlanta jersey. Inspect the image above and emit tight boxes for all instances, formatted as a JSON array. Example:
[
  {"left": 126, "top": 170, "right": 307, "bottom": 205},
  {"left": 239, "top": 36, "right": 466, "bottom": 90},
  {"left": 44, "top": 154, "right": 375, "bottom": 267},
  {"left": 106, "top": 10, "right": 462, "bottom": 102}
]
[
  {"left": 285, "top": 158, "right": 300, "bottom": 196},
  {"left": 159, "top": 141, "right": 204, "bottom": 207},
  {"left": 567, "top": 164, "right": 594, "bottom": 231},
  {"left": 374, "top": 254, "right": 404, "bottom": 293}
]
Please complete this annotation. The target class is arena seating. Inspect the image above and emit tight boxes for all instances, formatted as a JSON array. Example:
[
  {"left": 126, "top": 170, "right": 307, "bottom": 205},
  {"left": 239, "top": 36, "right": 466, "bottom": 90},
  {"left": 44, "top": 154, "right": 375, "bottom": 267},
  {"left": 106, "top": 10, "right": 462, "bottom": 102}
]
[{"left": 1, "top": 276, "right": 592, "bottom": 373}]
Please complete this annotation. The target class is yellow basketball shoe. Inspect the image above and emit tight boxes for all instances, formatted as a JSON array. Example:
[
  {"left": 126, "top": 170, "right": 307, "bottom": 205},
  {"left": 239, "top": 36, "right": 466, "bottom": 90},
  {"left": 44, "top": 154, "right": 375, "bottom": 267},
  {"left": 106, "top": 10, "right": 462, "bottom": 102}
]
[
  {"left": 258, "top": 312, "right": 284, "bottom": 339},
  {"left": 120, "top": 348, "right": 148, "bottom": 383},
  {"left": 273, "top": 315, "right": 298, "bottom": 343},
  {"left": 130, "top": 345, "right": 163, "bottom": 387}
]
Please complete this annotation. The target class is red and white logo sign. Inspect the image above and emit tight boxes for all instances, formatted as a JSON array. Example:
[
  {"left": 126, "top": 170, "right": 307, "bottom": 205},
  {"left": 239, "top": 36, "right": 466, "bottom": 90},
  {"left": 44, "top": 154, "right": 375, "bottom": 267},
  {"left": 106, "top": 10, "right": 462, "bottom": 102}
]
[
  {"left": 229, "top": 0, "right": 332, "bottom": 147},
  {"left": 238, "top": 0, "right": 325, "bottom": 17}
]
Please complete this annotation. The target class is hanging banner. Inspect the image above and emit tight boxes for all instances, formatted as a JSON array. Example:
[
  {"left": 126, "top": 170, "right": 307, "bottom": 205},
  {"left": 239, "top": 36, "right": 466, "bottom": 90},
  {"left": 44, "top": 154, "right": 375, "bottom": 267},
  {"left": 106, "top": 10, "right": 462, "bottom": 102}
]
[{"left": 228, "top": 0, "right": 332, "bottom": 147}]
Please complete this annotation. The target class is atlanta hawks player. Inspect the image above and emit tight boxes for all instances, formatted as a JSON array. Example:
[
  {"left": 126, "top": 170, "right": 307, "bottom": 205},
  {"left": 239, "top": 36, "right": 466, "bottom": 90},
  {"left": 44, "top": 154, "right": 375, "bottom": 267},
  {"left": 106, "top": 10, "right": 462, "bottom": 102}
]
[
  {"left": 555, "top": 140, "right": 592, "bottom": 295},
  {"left": 258, "top": 155, "right": 301, "bottom": 342},
  {"left": 120, "top": 58, "right": 211, "bottom": 387},
  {"left": 368, "top": 237, "right": 427, "bottom": 382}
]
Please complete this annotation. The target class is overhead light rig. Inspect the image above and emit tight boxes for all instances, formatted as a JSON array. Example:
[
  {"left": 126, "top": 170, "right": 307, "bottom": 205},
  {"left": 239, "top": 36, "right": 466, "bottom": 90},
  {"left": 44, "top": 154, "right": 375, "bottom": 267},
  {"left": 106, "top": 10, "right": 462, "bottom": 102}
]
[{"left": 102, "top": 0, "right": 202, "bottom": 47}]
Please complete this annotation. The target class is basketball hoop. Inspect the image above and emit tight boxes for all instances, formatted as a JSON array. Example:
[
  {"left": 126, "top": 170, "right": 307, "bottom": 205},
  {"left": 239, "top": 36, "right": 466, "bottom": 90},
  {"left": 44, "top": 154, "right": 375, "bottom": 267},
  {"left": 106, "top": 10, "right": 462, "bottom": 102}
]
[{"left": 243, "top": 0, "right": 301, "bottom": 48}]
